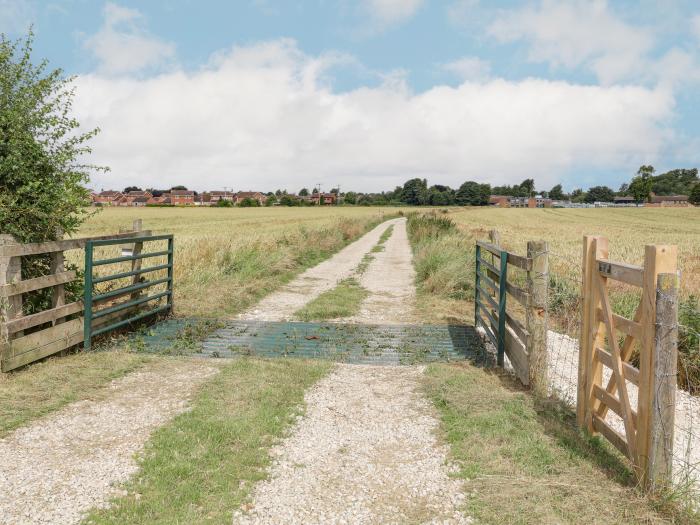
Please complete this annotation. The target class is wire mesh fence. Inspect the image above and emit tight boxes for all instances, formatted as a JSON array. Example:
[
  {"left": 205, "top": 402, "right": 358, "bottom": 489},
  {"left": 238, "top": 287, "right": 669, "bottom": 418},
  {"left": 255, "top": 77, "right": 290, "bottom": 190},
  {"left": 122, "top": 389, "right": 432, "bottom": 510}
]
[{"left": 546, "top": 248, "right": 700, "bottom": 505}]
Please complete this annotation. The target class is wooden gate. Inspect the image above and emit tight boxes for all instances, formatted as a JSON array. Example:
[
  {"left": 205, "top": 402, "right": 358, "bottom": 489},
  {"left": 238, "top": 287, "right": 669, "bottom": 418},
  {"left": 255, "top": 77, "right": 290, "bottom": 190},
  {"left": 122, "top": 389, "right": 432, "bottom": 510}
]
[{"left": 578, "top": 235, "right": 679, "bottom": 488}]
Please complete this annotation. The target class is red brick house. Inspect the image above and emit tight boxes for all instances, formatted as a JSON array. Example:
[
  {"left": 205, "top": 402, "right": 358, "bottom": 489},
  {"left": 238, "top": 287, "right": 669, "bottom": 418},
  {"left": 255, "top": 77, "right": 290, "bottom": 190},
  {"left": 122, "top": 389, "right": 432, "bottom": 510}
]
[
  {"left": 92, "top": 190, "right": 124, "bottom": 206},
  {"left": 120, "top": 190, "right": 153, "bottom": 206},
  {"left": 645, "top": 194, "right": 690, "bottom": 207},
  {"left": 171, "top": 190, "right": 196, "bottom": 206},
  {"left": 210, "top": 191, "right": 235, "bottom": 204},
  {"left": 234, "top": 191, "right": 266, "bottom": 205},
  {"left": 308, "top": 192, "right": 337, "bottom": 205}
]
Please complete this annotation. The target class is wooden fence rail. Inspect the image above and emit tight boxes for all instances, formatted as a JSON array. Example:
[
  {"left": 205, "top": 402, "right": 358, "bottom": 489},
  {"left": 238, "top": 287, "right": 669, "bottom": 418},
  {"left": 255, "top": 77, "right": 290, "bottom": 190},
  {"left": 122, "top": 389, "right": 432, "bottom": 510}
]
[{"left": 578, "top": 235, "right": 678, "bottom": 489}]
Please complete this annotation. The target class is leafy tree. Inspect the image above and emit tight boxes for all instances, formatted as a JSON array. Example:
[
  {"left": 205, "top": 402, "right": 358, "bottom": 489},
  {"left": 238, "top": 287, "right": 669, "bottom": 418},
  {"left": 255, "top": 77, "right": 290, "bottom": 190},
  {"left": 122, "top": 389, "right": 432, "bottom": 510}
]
[
  {"left": 1, "top": 31, "right": 103, "bottom": 244},
  {"left": 311, "top": 187, "right": 319, "bottom": 195},
  {"left": 123, "top": 186, "right": 142, "bottom": 193},
  {"left": 265, "top": 195, "right": 277, "bottom": 206},
  {"left": 651, "top": 168, "right": 698, "bottom": 195},
  {"left": 216, "top": 199, "right": 233, "bottom": 207},
  {"left": 689, "top": 184, "right": 700, "bottom": 205},
  {"left": 519, "top": 178, "right": 535, "bottom": 197},
  {"left": 628, "top": 172, "right": 653, "bottom": 203},
  {"left": 344, "top": 191, "right": 357, "bottom": 204},
  {"left": 279, "top": 194, "right": 297, "bottom": 206},
  {"left": 456, "top": 181, "right": 490, "bottom": 206},
  {"left": 171, "top": 185, "right": 187, "bottom": 191},
  {"left": 275, "top": 189, "right": 283, "bottom": 197},
  {"left": 584, "top": 186, "right": 615, "bottom": 203},
  {"left": 400, "top": 178, "right": 427, "bottom": 205},
  {"left": 330, "top": 187, "right": 339, "bottom": 194},
  {"left": 299, "top": 187, "right": 309, "bottom": 196},
  {"left": 549, "top": 184, "right": 564, "bottom": 200}
]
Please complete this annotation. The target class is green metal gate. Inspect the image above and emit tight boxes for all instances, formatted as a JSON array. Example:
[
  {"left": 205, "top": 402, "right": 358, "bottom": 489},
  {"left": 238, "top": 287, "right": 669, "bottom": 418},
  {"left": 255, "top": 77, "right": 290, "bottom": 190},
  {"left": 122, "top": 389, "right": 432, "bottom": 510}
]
[
  {"left": 474, "top": 243, "right": 508, "bottom": 366},
  {"left": 83, "top": 234, "right": 174, "bottom": 350}
]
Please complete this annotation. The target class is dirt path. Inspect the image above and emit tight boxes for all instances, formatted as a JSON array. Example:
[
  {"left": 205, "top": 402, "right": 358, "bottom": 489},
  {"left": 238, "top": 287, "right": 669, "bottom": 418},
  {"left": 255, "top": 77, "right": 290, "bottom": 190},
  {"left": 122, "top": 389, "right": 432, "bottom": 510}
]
[
  {"left": 233, "top": 364, "right": 472, "bottom": 524},
  {"left": 0, "top": 359, "right": 218, "bottom": 525},
  {"left": 240, "top": 218, "right": 402, "bottom": 322},
  {"left": 342, "top": 217, "right": 417, "bottom": 325}
]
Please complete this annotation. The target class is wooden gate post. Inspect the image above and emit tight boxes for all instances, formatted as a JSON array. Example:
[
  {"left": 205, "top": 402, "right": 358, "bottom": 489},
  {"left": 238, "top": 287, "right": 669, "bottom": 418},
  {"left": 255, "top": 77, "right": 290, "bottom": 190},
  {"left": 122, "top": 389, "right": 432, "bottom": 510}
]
[
  {"left": 645, "top": 272, "right": 679, "bottom": 491},
  {"left": 51, "top": 228, "right": 66, "bottom": 325},
  {"left": 129, "top": 219, "right": 144, "bottom": 301},
  {"left": 578, "top": 235, "right": 608, "bottom": 432},
  {"left": 637, "top": 245, "right": 678, "bottom": 483},
  {"left": 0, "top": 234, "right": 23, "bottom": 367},
  {"left": 527, "top": 240, "right": 549, "bottom": 395}
]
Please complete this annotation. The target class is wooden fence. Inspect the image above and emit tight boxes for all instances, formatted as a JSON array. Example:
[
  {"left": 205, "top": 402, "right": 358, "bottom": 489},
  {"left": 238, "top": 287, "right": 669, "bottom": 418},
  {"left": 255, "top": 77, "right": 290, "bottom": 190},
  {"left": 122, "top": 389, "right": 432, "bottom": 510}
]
[
  {"left": 474, "top": 231, "right": 549, "bottom": 394},
  {"left": 578, "top": 235, "right": 679, "bottom": 490},
  {"left": 0, "top": 220, "right": 156, "bottom": 372}
]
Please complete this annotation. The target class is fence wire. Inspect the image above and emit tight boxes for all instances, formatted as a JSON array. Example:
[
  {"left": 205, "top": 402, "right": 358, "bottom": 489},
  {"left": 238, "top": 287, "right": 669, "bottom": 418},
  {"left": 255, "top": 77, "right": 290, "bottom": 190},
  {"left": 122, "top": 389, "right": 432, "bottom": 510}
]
[{"left": 545, "top": 249, "right": 700, "bottom": 506}]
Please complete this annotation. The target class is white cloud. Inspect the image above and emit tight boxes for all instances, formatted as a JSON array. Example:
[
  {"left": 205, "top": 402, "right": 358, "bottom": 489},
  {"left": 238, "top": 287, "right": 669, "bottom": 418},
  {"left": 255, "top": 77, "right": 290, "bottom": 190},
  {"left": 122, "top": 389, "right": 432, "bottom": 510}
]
[
  {"left": 73, "top": 40, "right": 674, "bottom": 193},
  {"left": 84, "top": 2, "right": 175, "bottom": 75},
  {"left": 0, "top": 0, "right": 34, "bottom": 34},
  {"left": 362, "top": 0, "right": 424, "bottom": 27},
  {"left": 441, "top": 57, "right": 490, "bottom": 81},
  {"left": 488, "top": 0, "right": 653, "bottom": 85}
]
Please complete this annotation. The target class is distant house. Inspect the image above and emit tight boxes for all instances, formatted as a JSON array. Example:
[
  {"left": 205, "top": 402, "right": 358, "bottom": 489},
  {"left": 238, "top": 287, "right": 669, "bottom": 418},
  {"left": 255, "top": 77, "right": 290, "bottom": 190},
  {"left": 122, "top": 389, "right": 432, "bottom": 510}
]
[
  {"left": 210, "top": 191, "right": 235, "bottom": 204},
  {"left": 147, "top": 193, "right": 170, "bottom": 205},
  {"left": 92, "top": 190, "right": 124, "bottom": 206},
  {"left": 171, "top": 190, "right": 196, "bottom": 206},
  {"left": 195, "top": 193, "right": 212, "bottom": 206},
  {"left": 308, "top": 192, "right": 337, "bottom": 205},
  {"left": 646, "top": 194, "right": 690, "bottom": 207},
  {"left": 121, "top": 190, "right": 153, "bottom": 206},
  {"left": 488, "top": 195, "right": 551, "bottom": 208},
  {"left": 489, "top": 195, "right": 509, "bottom": 207},
  {"left": 131, "top": 196, "right": 149, "bottom": 207},
  {"left": 234, "top": 191, "right": 266, "bottom": 206},
  {"left": 614, "top": 196, "right": 636, "bottom": 204}
]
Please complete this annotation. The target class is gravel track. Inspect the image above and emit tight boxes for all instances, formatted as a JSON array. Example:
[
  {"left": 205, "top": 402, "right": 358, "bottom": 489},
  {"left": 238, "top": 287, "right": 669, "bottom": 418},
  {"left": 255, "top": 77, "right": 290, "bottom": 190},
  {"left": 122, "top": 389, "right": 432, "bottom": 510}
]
[
  {"left": 341, "top": 217, "right": 417, "bottom": 325},
  {"left": 0, "top": 359, "right": 218, "bottom": 525},
  {"left": 239, "top": 218, "right": 402, "bottom": 322},
  {"left": 233, "top": 364, "right": 472, "bottom": 525}
]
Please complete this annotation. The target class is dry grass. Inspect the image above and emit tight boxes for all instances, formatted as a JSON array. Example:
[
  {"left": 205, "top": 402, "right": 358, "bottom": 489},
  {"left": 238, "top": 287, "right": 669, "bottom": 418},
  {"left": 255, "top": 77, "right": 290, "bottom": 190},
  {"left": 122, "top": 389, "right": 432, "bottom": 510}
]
[
  {"left": 76, "top": 207, "right": 404, "bottom": 317},
  {"left": 424, "top": 362, "right": 698, "bottom": 525}
]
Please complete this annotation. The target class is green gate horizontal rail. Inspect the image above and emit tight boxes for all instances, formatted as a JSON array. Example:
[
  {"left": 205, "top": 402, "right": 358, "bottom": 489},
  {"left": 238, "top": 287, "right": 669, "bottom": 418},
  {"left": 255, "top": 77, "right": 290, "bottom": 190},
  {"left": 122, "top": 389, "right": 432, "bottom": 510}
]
[{"left": 84, "top": 234, "right": 174, "bottom": 350}]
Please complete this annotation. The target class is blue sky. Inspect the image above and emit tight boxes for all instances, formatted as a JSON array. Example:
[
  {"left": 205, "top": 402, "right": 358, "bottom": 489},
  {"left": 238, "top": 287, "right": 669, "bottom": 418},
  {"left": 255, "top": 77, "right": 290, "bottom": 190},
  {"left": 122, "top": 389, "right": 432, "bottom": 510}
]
[{"left": 3, "top": 0, "right": 700, "bottom": 193}]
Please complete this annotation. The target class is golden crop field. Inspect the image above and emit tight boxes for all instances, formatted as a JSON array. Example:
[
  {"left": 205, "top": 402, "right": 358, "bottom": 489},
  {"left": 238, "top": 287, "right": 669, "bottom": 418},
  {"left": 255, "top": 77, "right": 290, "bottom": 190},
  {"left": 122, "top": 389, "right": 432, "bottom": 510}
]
[
  {"left": 450, "top": 207, "right": 700, "bottom": 295},
  {"left": 77, "top": 206, "right": 403, "bottom": 317}
]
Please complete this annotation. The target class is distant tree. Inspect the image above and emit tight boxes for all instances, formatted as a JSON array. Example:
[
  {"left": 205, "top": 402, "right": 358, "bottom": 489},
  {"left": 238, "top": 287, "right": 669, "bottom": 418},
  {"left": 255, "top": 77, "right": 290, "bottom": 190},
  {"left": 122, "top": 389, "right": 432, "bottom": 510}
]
[
  {"left": 299, "top": 188, "right": 309, "bottom": 196},
  {"left": 216, "top": 199, "right": 233, "bottom": 207},
  {"left": 427, "top": 185, "right": 454, "bottom": 205},
  {"left": 265, "top": 195, "right": 277, "bottom": 206},
  {"left": 171, "top": 185, "right": 187, "bottom": 191},
  {"left": 456, "top": 181, "right": 490, "bottom": 206},
  {"left": 279, "top": 194, "right": 297, "bottom": 206},
  {"left": 275, "top": 189, "right": 283, "bottom": 197},
  {"left": 123, "top": 186, "right": 142, "bottom": 193},
  {"left": 689, "top": 184, "right": 700, "bottom": 205},
  {"left": 618, "top": 182, "right": 629, "bottom": 194},
  {"left": 519, "top": 178, "right": 535, "bottom": 197},
  {"left": 651, "top": 168, "right": 698, "bottom": 195},
  {"left": 344, "top": 191, "right": 357, "bottom": 205},
  {"left": 401, "top": 178, "right": 428, "bottom": 205},
  {"left": 311, "top": 187, "right": 319, "bottom": 195},
  {"left": 549, "top": 184, "right": 564, "bottom": 200},
  {"left": 238, "top": 197, "right": 259, "bottom": 207},
  {"left": 584, "top": 186, "right": 615, "bottom": 203},
  {"left": 330, "top": 188, "right": 339, "bottom": 194},
  {"left": 147, "top": 188, "right": 166, "bottom": 197},
  {"left": 628, "top": 173, "right": 653, "bottom": 203}
]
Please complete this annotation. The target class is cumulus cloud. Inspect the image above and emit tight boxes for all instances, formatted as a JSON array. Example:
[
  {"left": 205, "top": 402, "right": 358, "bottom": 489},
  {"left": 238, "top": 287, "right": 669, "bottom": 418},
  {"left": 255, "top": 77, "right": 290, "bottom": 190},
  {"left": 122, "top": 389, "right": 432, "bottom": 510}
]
[
  {"left": 83, "top": 2, "right": 175, "bottom": 75},
  {"left": 73, "top": 39, "right": 674, "bottom": 193},
  {"left": 441, "top": 57, "right": 491, "bottom": 81},
  {"left": 488, "top": 0, "right": 653, "bottom": 85},
  {"left": 362, "top": 0, "right": 424, "bottom": 28}
]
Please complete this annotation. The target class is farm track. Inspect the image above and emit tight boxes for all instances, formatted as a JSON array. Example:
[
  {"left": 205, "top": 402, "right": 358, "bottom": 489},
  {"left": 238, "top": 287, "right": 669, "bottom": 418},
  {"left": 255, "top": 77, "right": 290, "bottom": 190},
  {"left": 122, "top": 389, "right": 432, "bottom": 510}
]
[
  {"left": 0, "top": 359, "right": 219, "bottom": 525},
  {"left": 234, "top": 218, "right": 473, "bottom": 523},
  {"left": 239, "top": 218, "right": 403, "bottom": 322}
]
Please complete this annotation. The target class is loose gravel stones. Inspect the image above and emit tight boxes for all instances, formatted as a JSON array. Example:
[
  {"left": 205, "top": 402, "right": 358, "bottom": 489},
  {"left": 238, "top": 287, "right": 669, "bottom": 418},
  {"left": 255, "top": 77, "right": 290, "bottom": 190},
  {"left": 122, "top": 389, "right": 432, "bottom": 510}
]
[
  {"left": 0, "top": 360, "right": 218, "bottom": 525},
  {"left": 233, "top": 364, "right": 473, "bottom": 524}
]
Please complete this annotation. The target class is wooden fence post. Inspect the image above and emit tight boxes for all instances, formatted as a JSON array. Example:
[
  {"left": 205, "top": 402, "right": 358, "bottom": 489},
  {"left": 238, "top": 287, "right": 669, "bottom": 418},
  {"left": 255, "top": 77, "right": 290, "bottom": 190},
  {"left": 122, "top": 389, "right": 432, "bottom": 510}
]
[
  {"left": 637, "top": 245, "right": 678, "bottom": 481},
  {"left": 51, "top": 228, "right": 66, "bottom": 325},
  {"left": 527, "top": 240, "right": 549, "bottom": 395},
  {"left": 645, "top": 272, "right": 678, "bottom": 491},
  {"left": 130, "top": 219, "right": 144, "bottom": 301},
  {"left": 578, "top": 235, "right": 608, "bottom": 432},
  {"left": 0, "top": 235, "right": 22, "bottom": 366}
]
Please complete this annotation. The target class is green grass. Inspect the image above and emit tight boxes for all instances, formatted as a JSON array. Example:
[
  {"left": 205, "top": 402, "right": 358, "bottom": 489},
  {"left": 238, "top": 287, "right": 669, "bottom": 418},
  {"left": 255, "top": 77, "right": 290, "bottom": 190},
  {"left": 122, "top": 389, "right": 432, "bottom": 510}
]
[
  {"left": 0, "top": 350, "right": 151, "bottom": 437},
  {"left": 84, "top": 358, "right": 331, "bottom": 525},
  {"left": 424, "top": 363, "right": 698, "bottom": 525},
  {"left": 371, "top": 224, "right": 394, "bottom": 252},
  {"left": 294, "top": 278, "right": 369, "bottom": 321}
]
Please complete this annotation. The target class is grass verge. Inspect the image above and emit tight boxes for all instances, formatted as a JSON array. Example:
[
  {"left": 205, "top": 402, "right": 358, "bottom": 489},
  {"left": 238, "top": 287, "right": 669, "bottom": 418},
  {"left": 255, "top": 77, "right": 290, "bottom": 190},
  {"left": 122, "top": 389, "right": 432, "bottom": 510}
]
[
  {"left": 424, "top": 363, "right": 698, "bottom": 524},
  {"left": 0, "top": 350, "right": 151, "bottom": 436},
  {"left": 294, "top": 278, "right": 369, "bottom": 321},
  {"left": 84, "top": 358, "right": 331, "bottom": 525}
]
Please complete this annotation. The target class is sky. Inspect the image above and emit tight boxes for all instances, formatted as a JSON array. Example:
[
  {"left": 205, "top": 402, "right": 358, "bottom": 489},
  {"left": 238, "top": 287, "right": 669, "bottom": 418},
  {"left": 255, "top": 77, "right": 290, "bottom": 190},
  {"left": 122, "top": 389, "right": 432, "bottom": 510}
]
[{"left": 2, "top": 0, "right": 700, "bottom": 193}]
